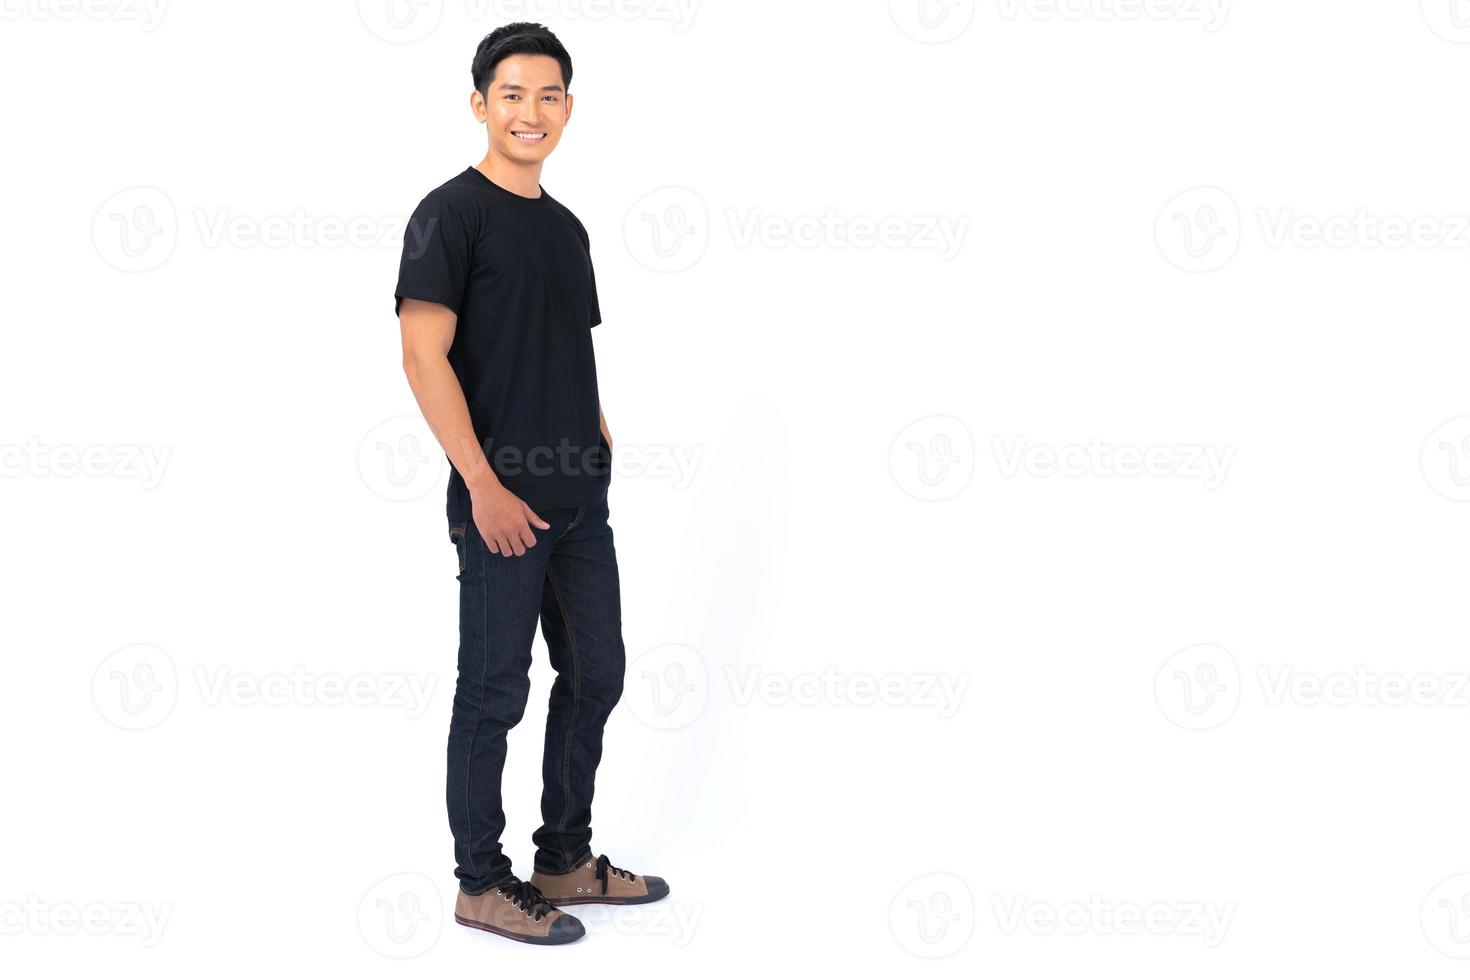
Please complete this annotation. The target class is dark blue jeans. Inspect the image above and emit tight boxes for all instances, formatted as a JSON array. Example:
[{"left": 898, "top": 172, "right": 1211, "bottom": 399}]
[{"left": 445, "top": 494, "right": 625, "bottom": 894}]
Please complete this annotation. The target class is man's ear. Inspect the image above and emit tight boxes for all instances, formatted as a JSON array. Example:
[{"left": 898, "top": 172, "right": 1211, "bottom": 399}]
[
  {"left": 469, "top": 89, "right": 486, "bottom": 124},
  {"left": 564, "top": 91, "right": 574, "bottom": 124}
]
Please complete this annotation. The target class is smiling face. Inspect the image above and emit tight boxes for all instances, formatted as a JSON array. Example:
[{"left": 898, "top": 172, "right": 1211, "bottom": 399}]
[{"left": 471, "top": 53, "right": 572, "bottom": 163}]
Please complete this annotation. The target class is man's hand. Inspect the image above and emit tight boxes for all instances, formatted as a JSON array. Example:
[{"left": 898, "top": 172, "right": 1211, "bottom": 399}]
[{"left": 471, "top": 481, "right": 552, "bottom": 557}]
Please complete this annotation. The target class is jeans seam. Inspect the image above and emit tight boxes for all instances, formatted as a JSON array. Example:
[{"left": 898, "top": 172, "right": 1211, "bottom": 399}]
[
  {"left": 450, "top": 522, "right": 467, "bottom": 573},
  {"left": 558, "top": 506, "right": 585, "bottom": 541},
  {"left": 543, "top": 564, "right": 582, "bottom": 873},
  {"left": 464, "top": 532, "right": 488, "bottom": 881}
]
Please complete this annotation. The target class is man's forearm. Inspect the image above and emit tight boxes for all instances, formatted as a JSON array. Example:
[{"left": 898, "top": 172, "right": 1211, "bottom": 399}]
[{"left": 403, "top": 352, "right": 500, "bottom": 495}]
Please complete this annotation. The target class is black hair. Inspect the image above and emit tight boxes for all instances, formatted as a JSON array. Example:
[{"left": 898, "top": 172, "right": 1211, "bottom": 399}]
[{"left": 471, "top": 22, "right": 573, "bottom": 97}]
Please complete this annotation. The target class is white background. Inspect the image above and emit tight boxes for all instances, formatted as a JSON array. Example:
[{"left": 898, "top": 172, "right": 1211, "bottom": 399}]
[{"left": 3, "top": 0, "right": 1470, "bottom": 975}]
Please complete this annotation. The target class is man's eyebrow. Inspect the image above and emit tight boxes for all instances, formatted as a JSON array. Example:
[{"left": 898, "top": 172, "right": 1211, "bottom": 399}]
[{"left": 496, "top": 82, "right": 566, "bottom": 93}]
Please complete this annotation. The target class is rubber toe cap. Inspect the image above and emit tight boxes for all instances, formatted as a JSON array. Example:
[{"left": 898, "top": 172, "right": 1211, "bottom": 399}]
[{"left": 548, "top": 913, "right": 585, "bottom": 943}]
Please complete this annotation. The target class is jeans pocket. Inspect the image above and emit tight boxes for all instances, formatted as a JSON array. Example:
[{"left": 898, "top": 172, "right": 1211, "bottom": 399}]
[{"left": 448, "top": 520, "right": 468, "bottom": 574}]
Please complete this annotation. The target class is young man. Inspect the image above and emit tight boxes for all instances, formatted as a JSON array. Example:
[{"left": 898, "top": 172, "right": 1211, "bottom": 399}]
[{"left": 394, "top": 22, "right": 668, "bottom": 946}]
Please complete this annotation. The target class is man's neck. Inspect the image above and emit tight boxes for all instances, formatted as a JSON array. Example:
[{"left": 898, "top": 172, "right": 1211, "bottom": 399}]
[{"left": 476, "top": 152, "right": 544, "bottom": 199}]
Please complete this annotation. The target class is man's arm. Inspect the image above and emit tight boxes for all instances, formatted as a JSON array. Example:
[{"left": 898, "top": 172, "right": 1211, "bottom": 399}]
[
  {"left": 599, "top": 405, "right": 612, "bottom": 455},
  {"left": 399, "top": 298, "right": 550, "bottom": 556}
]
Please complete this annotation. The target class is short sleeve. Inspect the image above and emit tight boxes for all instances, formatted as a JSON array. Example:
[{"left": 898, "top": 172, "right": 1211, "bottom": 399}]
[
  {"left": 566, "top": 212, "right": 602, "bottom": 328},
  {"left": 395, "top": 193, "right": 472, "bottom": 316},
  {"left": 588, "top": 249, "right": 602, "bottom": 328}
]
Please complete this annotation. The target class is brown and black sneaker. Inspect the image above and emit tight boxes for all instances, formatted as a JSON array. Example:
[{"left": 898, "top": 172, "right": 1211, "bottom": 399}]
[
  {"left": 454, "top": 877, "right": 585, "bottom": 945},
  {"left": 530, "top": 854, "right": 670, "bottom": 906}
]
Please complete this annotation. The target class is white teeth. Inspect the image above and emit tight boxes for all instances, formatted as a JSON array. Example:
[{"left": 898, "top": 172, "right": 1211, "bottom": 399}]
[{"left": 512, "top": 132, "right": 546, "bottom": 140}]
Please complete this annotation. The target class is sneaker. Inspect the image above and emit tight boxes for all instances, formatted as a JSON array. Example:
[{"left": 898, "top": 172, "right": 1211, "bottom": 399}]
[
  {"left": 530, "top": 854, "right": 670, "bottom": 906},
  {"left": 454, "top": 877, "right": 585, "bottom": 945}
]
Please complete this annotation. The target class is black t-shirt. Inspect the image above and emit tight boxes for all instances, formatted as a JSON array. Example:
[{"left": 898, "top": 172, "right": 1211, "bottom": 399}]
[{"left": 395, "top": 166, "right": 610, "bottom": 520}]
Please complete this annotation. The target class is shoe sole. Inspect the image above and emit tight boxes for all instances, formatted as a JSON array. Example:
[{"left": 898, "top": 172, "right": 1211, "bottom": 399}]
[
  {"left": 454, "top": 913, "right": 583, "bottom": 945},
  {"left": 539, "top": 881, "right": 671, "bottom": 906}
]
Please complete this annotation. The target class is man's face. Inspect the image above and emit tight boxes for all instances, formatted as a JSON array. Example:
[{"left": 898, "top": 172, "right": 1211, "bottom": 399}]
[{"left": 474, "top": 53, "right": 572, "bottom": 162}]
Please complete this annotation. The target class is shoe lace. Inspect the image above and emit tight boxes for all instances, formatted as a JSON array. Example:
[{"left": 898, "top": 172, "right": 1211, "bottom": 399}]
[
  {"left": 497, "top": 878, "right": 556, "bottom": 922},
  {"left": 594, "top": 854, "right": 637, "bottom": 895}
]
